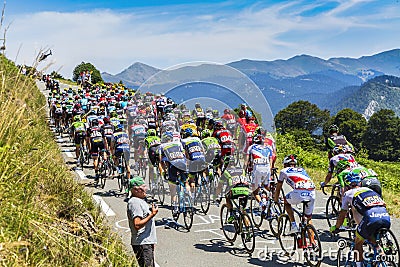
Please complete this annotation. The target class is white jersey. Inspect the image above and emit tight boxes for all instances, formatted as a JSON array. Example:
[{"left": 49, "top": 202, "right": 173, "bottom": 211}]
[
  {"left": 278, "top": 167, "right": 315, "bottom": 190},
  {"left": 328, "top": 153, "right": 357, "bottom": 173}
]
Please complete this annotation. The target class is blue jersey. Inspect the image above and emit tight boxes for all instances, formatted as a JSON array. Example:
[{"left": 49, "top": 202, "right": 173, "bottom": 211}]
[{"left": 181, "top": 137, "right": 205, "bottom": 161}]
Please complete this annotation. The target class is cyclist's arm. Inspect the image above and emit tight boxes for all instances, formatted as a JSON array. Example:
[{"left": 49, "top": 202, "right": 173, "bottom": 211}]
[{"left": 273, "top": 180, "right": 283, "bottom": 203}]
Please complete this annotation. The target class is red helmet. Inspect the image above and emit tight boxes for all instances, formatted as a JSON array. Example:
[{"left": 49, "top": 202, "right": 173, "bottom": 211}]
[{"left": 103, "top": 117, "right": 110, "bottom": 124}]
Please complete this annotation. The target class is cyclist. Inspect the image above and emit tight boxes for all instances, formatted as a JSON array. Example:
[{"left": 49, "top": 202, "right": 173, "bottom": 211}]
[
  {"left": 111, "top": 124, "right": 131, "bottom": 181},
  {"left": 325, "top": 124, "right": 354, "bottom": 159},
  {"left": 70, "top": 115, "right": 87, "bottom": 160},
  {"left": 201, "top": 129, "right": 221, "bottom": 179},
  {"left": 145, "top": 129, "right": 162, "bottom": 183},
  {"left": 181, "top": 128, "right": 207, "bottom": 195},
  {"left": 86, "top": 118, "right": 108, "bottom": 181},
  {"left": 192, "top": 103, "right": 206, "bottom": 131},
  {"left": 212, "top": 120, "right": 234, "bottom": 171},
  {"left": 102, "top": 117, "right": 114, "bottom": 150},
  {"left": 274, "top": 154, "right": 316, "bottom": 234},
  {"left": 224, "top": 165, "right": 251, "bottom": 223},
  {"left": 336, "top": 159, "right": 382, "bottom": 196},
  {"left": 159, "top": 132, "right": 187, "bottom": 210},
  {"left": 330, "top": 172, "right": 390, "bottom": 267},
  {"left": 221, "top": 109, "right": 237, "bottom": 138},
  {"left": 130, "top": 119, "right": 147, "bottom": 169},
  {"left": 245, "top": 134, "right": 273, "bottom": 211},
  {"left": 321, "top": 144, "right": 358, "bottom": 188}
]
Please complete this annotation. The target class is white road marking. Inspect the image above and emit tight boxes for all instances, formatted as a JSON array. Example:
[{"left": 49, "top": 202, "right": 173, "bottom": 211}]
[
  {"left": 93, "top": 195, "right": 116, "bottom": 217},
  {"left": 65, "top": 152, "right": 74, "bottom": 158},
  {"left": 75, "top": 169, "right": 89, "bottom": 180}
]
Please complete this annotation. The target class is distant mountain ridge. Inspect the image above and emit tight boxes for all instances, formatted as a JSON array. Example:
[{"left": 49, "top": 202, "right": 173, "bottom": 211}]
[{"left": 101, "top": 49, "right": 400, "bottom": 115}]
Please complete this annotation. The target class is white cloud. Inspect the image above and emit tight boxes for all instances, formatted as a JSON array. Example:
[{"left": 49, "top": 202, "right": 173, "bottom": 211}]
[{"left": 5, "top": 1, "right": 400, "bottom": 79}]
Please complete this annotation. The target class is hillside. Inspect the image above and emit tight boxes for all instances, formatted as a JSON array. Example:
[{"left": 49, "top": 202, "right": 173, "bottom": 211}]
[
  {"left": 332, "top": 75, "right": 400, "bottom": 119},
  {"left": 102, "top": 49, "right": 400, "bottom": 115},
  {"left": 0, "top": 56, "right": 135, "bottom": 266}
]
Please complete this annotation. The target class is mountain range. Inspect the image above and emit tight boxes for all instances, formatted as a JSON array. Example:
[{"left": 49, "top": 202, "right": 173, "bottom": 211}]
[{"left": 101, "top": 49, "right": 400, "bottom": 117}]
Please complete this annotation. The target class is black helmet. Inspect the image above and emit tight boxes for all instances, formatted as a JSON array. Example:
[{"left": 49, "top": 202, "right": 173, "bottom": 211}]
[
  {"left": 329, "top": 124, "right": 339, "bottom": 134},
  {"left": 283, "top": 154, "right": 297, "bottom": 166}
]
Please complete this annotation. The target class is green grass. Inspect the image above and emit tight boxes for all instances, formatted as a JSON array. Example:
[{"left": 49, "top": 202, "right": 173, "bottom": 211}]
[
  {"left": 276, "top": 132, "right": 400, "bottom": 217},
  {"left": 0, "top": 56, "right": 136, "bottom": 266}
]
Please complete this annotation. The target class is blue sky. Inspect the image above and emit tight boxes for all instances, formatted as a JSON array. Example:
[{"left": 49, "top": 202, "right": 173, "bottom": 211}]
[{"left": 5, "top": 0, "right": 400, "bottom": 78}]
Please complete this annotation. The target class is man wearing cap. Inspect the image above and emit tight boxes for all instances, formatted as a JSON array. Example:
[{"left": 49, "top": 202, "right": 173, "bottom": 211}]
[{"left": 127, "top": 176, "right": 158, "bottom": 267}]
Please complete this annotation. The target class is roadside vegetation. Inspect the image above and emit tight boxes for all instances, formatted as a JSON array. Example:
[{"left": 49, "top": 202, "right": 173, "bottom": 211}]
[{"left": 0, "top": 56, "right": 136, "bottom": 266}]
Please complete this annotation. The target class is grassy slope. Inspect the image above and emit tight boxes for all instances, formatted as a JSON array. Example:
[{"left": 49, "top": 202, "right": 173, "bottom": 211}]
[
  {"left": 0, "top": 56, "right": 136, "bottom": 266},
  {"left": 276, "top": 133, "right": 400, "bottom": 217}
]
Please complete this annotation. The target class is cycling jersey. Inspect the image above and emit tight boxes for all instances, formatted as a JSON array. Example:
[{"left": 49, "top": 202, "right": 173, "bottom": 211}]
[
  {"left": 181, "top": 137, "right": 205, "bottom": 161},
  {"left": 278, "top": 167, "right": 316, "bottom": 190},
  {"left": 213, "top": 129, "right": 234, "bottom": 157},
  {"left": 328, "top": 153, "right": 357, "bottom": 173}
]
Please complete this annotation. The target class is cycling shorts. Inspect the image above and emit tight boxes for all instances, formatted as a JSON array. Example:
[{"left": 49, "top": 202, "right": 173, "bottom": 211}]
[
  {"left": 251, "top": 165, "right": 271, "bottom": 188},
  {"left": 90, "top": 141, "right": 105, "bottom": 157},
  {"left": 188, "top": 158, "right": 207, "bottom": 174},
  {"left": 115, "top": 145, "right": 130, "bottom": 163},
  {"left": 148, "top": 146, "right": 159, "bottom": 166},
  {"left": 285, "top": 189, "right": 316, "bottom": 216},
  {"left": 167, "top": 162, "right": 187, "bottom": 185},
  {"left": 357, "top": 206, "right": 390, "bottom": 240},
  {"left": 74, "top": 132, "right": 86, "bottom": 145},
  {"left": 132, "top": 136, "right": 145, "bottom": 150}
]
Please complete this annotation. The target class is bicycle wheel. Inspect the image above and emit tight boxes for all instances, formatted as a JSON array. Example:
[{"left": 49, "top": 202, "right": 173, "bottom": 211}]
[
  {"left": 278, "top": 214, "right": 296, "bottom": 256},
  {"left": 240, "top": 213, "right": 255, "bottom": 254},
  {"left": 140, "top": 158, "right": 147, "bottom": 177},
  {"left": 79, "top": 147, "right": 85, "bottom": 169},
  {"left": 326, "top": 195, "right": 341, "bottom": 228},
  {"left": 376, "top": 228, "right": 400, "bottom": 267},
  {"left": 220, "top": 204, "right": 238, "bottom": 242},
  {"left": 99, "top": 161, "right": 107, "bottom": 189},
  {"left": 267, "top": 200, "right": 283, "bottom": 238},
  {"left": 250, "top": 195, "right": 263, "bottom": 228},
  {"left": 209, "top": 173, "right": 219, "bottom": 200},
  {"left": 303, "top": 224, "right": 322, "bottom": 267},
  {"left": 183, "top": 193, "right": 194, "bottom": 230},
  {"left": 156, "top": 172, "right": 165, "bottom": 205},
  {"left": 199, "top": 177, "right": 211, "bottom": 214}
]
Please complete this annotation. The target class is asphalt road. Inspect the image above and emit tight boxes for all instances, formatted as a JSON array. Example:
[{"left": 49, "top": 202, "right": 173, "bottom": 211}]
[{"left": 38, "top": 80, "right": 400, "bottom": 267}]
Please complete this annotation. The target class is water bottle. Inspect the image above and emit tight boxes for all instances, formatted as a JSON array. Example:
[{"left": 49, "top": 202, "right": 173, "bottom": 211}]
[{"left": 260, "top": 192, "right": 268, "bottom": 212}]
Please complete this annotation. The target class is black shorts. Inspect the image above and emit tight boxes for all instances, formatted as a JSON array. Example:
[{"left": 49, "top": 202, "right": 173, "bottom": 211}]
[
  {"left": 74, "top": 132, "right": 86, "bottom": 145},
  {"left": 167, "top": 163, "right": 187, "bottom": 185},
  {"left": 90, "top": 141, "right": 105, "bottom": 157},
  {"left": 132, "top": 244, "right": 155, "bottom": 267},
  {"left": 133, "top": 137, "right": 145, "bottom": 150},
  {"left": 148, "top": 146, "right": 159, "bottom": 166}
]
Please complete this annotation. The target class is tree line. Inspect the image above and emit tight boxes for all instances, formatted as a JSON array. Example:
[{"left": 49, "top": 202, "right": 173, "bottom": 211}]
[{"left": 274, "top": 100, "right": 400, "bottom": 162}]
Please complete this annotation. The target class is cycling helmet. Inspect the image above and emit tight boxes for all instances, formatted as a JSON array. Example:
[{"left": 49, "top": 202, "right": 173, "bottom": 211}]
[
  {"left": 147, "top": 129, "right": 157, "bottom": 137},
  {"left": 73, "top": 115, "right": 81, "bottom": 122},
  {"left": 201, "top": 129, "right": 211, "bottom": 139},
  {"left": 345, "top": 172, "right": 362, "bottom": 186},
  {"left": 332, "top": 145, "right": 345, "bottom": 155},
  {"left": 336, "top": 159, "right": 350, "bottom": 173},
  {"left": 224, "top": 109, "right": 230, "bottom": 114},
  {"left": 329, "top": 124, "right": 339, "bottom": 134},
  {"left": 195, "top": 103, "right": 201, "bottom": 108},
  {"left": 116, "top": 124, "right": 124, "bottom": 131},
  {"left": 343, "top": 144, "right": 354, "bottom": 154},
  {"left": 91, "top": 118, "right": 99, "bottom": 126},
  {"left": 214, "top": 120, "right": 223, "bottom": 130},
  {"left": 252, "top": 134, "right": 263, "bottom": 145},
  {"left": 103, "top": 117, "right": 110, "bottom": 124},
  {"left": 183, "top": 128, "right": 193, "bottom": 138},
  {"left": 283, "top": 154, "right": 297, "bottom": 166},
  {"left": 212, "top": 110, "right": 219, "bottom": 117},
  {"left": 161, "top": 132, "right": 174, "bottom": 142}
]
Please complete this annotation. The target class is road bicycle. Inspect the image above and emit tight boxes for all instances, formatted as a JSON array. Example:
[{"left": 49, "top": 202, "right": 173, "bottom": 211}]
[
  {"left": 277, "top": 200, "right": 322, "bottom": 267},
  {"left": 322, "top": 183, "right": 356, "bottom": 239},
  {"left": 116, "top": 151, "right": 129, "bottom": 195},
  {"left": 193, "top": 172, "right": 211, "bottom": 214},
  {"left": 220, "top": 193, "right": 256, "bottom": 254},
  {"left": 171, "top": 173, "right": 194, "bottom": 230},
  {"left": 78, "top": 139, "right": 90, "bottom": 169},
  {"left": 97, "top": 149, "right": 114, "bottom": 189},
  {"left": 249, "top": 167, "right": 284, "bottom": 237},
  {"left": 148, "top": 166, "right": 166, "bottom": 205},
  {"left": 336, "top": 228, "right": 400, "bottom": 267}
]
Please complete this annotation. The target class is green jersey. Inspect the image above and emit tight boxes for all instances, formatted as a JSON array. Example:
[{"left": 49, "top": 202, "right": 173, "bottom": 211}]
[
  {"left": 71, "top": 121, "right": 86, "bottom": 133},
  {"left": 201, "top": 137, "right": 220, "bottom": 155},
  {"left": 338, "top": 166, "right": 378, "bottom": 187},
  {"left": 145, "top": 136, "right": 161, "bottom": 149}
]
